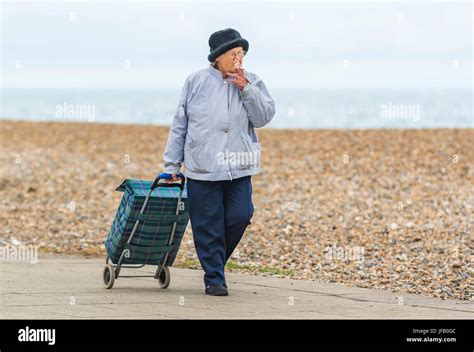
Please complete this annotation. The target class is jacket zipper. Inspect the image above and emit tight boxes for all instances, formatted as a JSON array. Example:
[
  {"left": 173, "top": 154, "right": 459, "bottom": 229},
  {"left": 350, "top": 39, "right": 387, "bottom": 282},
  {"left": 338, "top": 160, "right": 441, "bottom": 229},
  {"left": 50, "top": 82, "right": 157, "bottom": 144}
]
[{"left": 227, "top": 82, "right": 232, "bottom": 181}]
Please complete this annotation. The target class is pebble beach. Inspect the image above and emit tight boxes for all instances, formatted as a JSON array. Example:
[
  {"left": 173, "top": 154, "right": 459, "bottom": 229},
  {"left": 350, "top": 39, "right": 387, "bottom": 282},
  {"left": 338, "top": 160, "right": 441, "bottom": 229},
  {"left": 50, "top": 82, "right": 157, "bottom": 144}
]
[{"left": 0, "top": 120, "right": 472, "bottom": 301}]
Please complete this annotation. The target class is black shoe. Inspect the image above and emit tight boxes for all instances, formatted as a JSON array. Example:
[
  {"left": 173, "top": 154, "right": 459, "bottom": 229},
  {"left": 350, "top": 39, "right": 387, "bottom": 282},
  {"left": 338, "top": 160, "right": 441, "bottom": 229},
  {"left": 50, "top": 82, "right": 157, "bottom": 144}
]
[{"left": 205, "top": 285, "right": 228, "bottom": 296}]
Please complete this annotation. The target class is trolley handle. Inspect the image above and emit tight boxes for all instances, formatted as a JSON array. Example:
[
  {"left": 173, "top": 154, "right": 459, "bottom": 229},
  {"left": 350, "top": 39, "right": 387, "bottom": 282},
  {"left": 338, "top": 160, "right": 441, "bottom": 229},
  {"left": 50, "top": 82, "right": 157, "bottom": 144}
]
[{"left": 151, "top": 172, "right": 185, "bottom": 191}]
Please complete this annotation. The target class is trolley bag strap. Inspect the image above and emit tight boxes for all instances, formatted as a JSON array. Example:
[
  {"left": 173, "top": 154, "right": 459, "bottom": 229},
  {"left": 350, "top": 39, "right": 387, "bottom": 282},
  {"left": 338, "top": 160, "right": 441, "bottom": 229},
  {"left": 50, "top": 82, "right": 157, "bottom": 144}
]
[
  {"left": 128, "top": 211, "right": 188, "bottom": 223},
  {"left": 124, "top": 243, "right": 175, "bottom": 255}
]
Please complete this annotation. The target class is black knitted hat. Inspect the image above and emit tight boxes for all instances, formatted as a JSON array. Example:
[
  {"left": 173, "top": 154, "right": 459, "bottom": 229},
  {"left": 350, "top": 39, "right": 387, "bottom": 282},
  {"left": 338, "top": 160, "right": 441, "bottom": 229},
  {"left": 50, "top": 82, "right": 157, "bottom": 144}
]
[{"left": 208, "top": 28, "right": 249, "bottom": 62}]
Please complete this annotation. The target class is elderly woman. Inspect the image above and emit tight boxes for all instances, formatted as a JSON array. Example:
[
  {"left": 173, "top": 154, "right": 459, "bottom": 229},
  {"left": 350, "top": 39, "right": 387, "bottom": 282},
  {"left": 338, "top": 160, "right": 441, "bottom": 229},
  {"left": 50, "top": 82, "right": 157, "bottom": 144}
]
[{"left": 161, "top": 28, "right": 275, "bottom": 296}]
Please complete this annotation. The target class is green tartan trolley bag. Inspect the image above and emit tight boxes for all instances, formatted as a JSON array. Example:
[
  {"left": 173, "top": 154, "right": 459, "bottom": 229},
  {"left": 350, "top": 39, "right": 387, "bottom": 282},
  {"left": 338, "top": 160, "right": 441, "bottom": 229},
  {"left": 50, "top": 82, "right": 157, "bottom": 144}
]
[{"left": 103, "top": 174, "right": 189, "bottom": 289}]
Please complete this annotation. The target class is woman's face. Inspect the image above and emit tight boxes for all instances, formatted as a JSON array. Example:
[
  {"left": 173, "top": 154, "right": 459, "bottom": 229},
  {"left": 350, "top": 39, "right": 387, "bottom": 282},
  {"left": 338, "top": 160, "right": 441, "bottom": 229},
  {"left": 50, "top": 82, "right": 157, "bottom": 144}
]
[{"left": 216, "top": 46, "right": 245, "bottom": 74}]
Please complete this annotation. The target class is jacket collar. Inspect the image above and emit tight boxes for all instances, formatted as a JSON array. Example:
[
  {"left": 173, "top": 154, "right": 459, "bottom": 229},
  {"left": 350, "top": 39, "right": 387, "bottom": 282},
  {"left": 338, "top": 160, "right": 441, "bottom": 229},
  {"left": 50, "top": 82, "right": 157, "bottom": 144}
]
[{"left": 208, "top": 65, "right": 225, "bottom": 80}]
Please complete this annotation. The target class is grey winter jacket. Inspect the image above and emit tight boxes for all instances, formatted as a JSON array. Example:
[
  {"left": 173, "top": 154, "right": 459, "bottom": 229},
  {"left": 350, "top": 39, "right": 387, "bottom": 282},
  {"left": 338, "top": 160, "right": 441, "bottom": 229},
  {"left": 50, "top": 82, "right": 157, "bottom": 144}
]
[{"left": 163, "top": 65, "right": 276, "bottom": 181}]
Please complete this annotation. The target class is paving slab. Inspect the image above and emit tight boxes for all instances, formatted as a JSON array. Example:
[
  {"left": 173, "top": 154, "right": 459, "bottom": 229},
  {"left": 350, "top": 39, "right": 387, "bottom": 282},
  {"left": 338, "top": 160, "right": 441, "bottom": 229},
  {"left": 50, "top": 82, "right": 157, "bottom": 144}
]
[{"left": 1, "top": 255, "right": 472, "bottom": 319}]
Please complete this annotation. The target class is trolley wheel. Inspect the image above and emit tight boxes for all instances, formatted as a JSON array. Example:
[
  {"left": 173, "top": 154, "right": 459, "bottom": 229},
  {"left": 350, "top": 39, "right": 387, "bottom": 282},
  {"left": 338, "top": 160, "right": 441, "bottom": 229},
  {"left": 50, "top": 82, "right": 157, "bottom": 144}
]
[
  {"left": 158, "top": 266, "right": 171, "bottom": 289},
  {"left": 103, "top": 264, "right": 115, "bottom": 289}
]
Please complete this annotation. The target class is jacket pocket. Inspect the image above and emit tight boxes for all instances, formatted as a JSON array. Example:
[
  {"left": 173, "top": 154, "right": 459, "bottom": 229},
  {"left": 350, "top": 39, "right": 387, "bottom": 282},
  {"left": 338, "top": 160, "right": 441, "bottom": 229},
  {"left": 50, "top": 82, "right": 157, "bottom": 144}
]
[
  {"left": 235, "top": 135, "right": 261, "bottom": 170},
  {"left": 184, "top": 138, "right": 211, "bottom": 173}
]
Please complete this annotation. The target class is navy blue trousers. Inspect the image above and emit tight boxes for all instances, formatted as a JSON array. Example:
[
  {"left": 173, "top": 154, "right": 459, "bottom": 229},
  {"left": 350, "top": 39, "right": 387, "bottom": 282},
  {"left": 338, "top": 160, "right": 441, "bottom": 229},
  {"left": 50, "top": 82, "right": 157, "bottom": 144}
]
[{"left": 187, "top": 175, "right": 254, "bottom": 287}]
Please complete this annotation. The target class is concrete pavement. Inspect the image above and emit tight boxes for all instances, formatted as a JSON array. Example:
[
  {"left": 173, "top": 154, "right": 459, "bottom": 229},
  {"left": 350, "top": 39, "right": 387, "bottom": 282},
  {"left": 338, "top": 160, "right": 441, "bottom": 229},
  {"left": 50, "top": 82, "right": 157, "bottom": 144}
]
[{"left": 1, "top": 255, "right": 472, "bottom": 319}]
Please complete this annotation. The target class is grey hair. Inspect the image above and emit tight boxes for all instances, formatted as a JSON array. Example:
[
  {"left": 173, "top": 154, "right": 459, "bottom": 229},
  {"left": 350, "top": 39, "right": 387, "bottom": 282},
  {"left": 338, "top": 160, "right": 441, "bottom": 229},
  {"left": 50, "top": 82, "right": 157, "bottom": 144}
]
[{"left": 211, "top": 60, "right": 219, "bottom": 69}]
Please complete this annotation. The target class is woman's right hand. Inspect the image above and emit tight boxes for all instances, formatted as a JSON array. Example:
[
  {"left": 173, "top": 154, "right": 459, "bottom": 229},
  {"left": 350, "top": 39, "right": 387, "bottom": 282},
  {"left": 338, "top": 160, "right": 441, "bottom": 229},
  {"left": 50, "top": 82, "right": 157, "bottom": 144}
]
[
  {"left": 159, "top": 172, "right": 184, "bottom": 184},
  {"left": 166, "top": 174, "right": 182, "bottom": 183}
]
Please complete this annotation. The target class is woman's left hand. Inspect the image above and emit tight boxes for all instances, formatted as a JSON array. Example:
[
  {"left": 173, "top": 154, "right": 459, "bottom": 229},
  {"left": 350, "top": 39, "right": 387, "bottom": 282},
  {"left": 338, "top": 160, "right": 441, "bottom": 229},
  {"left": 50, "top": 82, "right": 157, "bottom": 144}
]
[{"left": 227, "top": 66, "right": 249, "bottom": 91}]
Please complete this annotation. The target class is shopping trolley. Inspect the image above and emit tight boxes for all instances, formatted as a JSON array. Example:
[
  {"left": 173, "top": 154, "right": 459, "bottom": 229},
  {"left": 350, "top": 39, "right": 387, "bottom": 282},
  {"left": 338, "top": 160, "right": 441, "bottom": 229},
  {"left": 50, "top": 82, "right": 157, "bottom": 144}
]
[{"left": 103, "top": 173, "right": 188, "bottom": 289}]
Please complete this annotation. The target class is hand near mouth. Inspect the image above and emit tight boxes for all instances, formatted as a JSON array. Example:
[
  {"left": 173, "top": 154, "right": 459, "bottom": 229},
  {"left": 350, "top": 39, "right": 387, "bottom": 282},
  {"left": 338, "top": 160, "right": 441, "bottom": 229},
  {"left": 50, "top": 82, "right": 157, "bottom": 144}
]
[{"left": 227, "top": 63, "right": 249, "bottom": 91}]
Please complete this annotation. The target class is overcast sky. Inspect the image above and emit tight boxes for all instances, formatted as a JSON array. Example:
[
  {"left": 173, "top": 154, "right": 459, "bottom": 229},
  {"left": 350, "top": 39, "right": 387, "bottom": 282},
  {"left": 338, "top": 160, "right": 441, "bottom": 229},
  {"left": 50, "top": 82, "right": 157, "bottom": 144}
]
[{"left": 1, "top": 0, "right": 472, "bottom": 89}]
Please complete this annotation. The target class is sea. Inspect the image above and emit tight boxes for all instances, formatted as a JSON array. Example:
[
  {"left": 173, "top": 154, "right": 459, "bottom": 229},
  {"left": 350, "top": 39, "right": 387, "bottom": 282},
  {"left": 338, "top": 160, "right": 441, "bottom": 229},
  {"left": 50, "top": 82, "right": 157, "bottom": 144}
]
[{"left": 1, "top": 88, "right": 472, "bottom": 129}]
